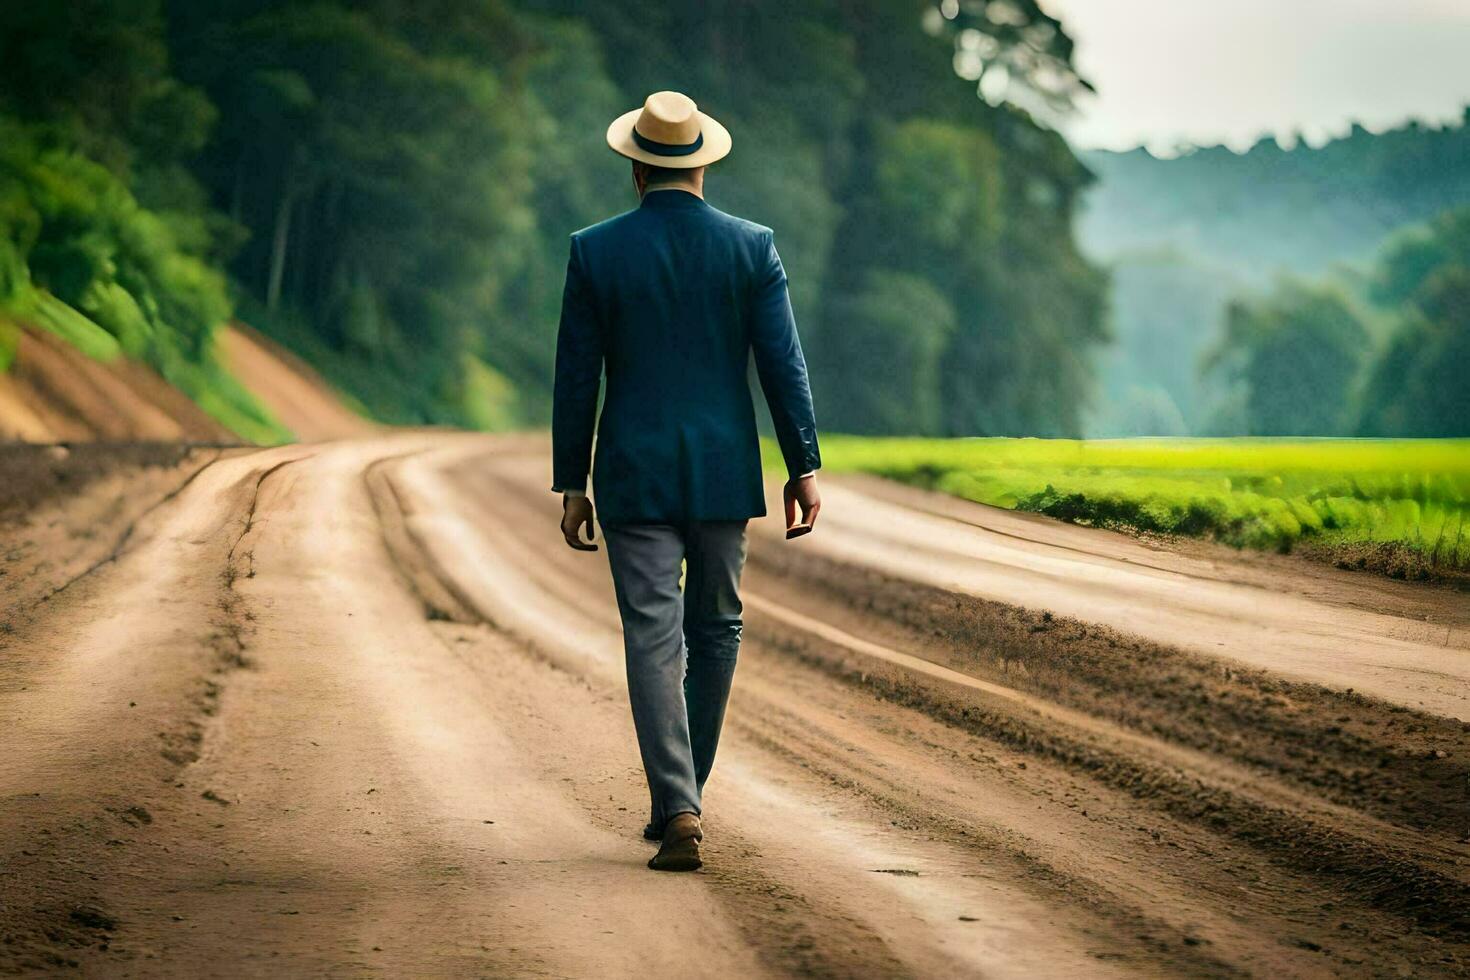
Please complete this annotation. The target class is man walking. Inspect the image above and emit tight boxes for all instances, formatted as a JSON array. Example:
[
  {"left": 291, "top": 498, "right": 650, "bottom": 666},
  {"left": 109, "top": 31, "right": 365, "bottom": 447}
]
[{"left": 551, "top": 91, "right": 822, "bottom": 872}]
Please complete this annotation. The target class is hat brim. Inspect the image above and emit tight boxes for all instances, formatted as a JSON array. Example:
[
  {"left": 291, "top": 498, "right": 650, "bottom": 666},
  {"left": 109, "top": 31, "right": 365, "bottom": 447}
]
[{"left": 606, "top": 107, "right": 732, "bottom": 168}]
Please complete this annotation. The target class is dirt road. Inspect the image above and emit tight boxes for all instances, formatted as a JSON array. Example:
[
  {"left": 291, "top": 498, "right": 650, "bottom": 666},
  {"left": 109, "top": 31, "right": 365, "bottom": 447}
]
[{"left": 2, "top": 434, "right": 1467, "bottom": 977}]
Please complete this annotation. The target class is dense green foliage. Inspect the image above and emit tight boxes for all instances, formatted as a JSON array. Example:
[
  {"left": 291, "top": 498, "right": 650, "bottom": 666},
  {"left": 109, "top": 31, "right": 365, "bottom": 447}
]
[
  {"left": 799, "top": 435, "right": 1470, "bottom": 573},
  {"left": 1358, "top": 209, "right": 1470, "bottom": 437},
  {"left": 1207, "top": 208, "right": 1470, "bottom": 439},
  {"left": 0, "top": 0, "right": 1110, "bottom": 438},
  {"left": 0, "top": 115, "right": 288, "bottom": 441},
  {"left": 1204, "top": 280, "right": 1371, "bottom": 437},
  {"left": 1082, "top": 116, "right": 1470, "bottom": 438},
  {"left": 166, "top": 0, "right": 539, "bottom": 425},
  {"left": 0, "top": 2, "right": 288, "bottom": 439}
]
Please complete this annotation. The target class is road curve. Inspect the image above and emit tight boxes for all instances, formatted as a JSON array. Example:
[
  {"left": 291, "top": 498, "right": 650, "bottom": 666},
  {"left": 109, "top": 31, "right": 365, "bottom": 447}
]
[
  {"left": 799, "top": 474, "right": 1470, "bottom": 721},
  {"left": 1, "top": 433, "right": 1466, "bottom": 977}
]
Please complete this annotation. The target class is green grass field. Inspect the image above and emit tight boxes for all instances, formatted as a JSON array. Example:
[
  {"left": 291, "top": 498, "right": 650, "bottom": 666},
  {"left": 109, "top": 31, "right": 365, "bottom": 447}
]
[{"left": 782, "top": 436, "right": 1470, "bottom": 577}]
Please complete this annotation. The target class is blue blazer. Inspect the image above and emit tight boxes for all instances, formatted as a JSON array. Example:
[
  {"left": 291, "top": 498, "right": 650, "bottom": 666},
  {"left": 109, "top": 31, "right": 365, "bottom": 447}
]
[{"left": 551, "top": 188, "right": 821, "bottom": 525}]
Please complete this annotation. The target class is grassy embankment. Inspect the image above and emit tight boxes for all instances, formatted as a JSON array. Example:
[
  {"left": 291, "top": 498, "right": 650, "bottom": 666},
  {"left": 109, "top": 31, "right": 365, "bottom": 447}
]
[
  {"left": 788, "top": 436, "right": 1470, "bottom": 578},
  {"left": 1, "top": 118, "right": 290, "bottom": 444}
]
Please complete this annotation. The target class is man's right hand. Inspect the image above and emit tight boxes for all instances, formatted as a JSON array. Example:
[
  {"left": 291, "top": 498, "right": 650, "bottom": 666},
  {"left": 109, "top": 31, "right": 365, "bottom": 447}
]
[
  {"left": 783, "top": 473, "right": 821, "bottom": 538},
  {"left": 560, "top": 494, "right": 599, "bottom": 551}
]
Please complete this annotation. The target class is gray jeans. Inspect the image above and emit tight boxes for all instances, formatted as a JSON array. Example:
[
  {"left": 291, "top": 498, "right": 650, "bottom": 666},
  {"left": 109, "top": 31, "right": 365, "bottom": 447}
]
[{"left": 602, "top": 520, "right": 748, "bottom": 826}]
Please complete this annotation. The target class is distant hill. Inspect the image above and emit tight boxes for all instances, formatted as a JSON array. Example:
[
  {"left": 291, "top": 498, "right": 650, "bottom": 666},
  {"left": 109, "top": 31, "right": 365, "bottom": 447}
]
[
  {"left": 1079, "top": 109, "right": 1470, "bottom": 280},
  {"left": 1077, "top": 110, "right": 1470, "bottom": 436}
]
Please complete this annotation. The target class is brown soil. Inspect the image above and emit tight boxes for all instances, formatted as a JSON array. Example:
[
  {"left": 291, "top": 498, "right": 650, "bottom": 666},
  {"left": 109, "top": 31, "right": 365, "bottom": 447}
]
[
  {"left": 747, "top": 542, "right": 1470, "bottom": 842},
  {"left": 0, "top": 328, "right": 233, "bottom": 442},
  {"left": 0, "top": 443, "right": 200, "bottom": 518},
  {"left": 217, "top": 323, "right": 376, "bottom": 442},
  {"left": 0, "top": 321, "right": 371, "bottom": 446},
  {"left": 2, "top": 435, "right": 1467, "bottom": 976},
  {"left": 0, "top": 445, "right": 236, "bottom": 634}
]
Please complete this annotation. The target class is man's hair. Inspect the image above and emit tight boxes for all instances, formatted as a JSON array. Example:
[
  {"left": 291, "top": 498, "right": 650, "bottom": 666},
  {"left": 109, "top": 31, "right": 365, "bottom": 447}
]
[{"left": 634, "top": 161, "right": 687, "bottom": 184}]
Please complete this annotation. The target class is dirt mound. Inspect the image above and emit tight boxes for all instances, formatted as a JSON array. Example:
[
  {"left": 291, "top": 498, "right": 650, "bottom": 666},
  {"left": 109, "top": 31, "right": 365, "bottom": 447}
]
[
  {"left": 0, "top": 321, "right": 373, "bottom": 444},
  {"left": 0, "top": 328, "right": 233, "bottom": 442},
  {"left": 217, "top": 323, "right": 375, "bottom": 442}
]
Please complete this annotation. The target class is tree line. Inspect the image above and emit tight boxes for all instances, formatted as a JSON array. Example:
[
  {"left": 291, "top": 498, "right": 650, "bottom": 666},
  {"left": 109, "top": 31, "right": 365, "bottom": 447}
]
[
  {"left": 1211, "top": 207, "right": 1470, "bottom": 438},
  {"left": 1081, "top": 111, "right": 1470, "bottom": 279},
  {"left": 0, "top": 0, "right": 1107, "bottom": 439},
  {"left": 1081, "top": 113, "right": 1470, "bottom": 438}
]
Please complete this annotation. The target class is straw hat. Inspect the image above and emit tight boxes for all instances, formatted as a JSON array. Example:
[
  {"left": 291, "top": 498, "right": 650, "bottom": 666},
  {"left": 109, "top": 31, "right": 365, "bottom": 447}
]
[{"left": 606, "top": 91, "right": 732, "bottom": 169}]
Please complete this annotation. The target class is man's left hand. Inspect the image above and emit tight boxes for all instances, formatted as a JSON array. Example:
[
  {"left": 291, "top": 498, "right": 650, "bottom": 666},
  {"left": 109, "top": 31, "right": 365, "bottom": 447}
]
[{"left": 783, "top": 473, "right": 821, "bottom": 538}]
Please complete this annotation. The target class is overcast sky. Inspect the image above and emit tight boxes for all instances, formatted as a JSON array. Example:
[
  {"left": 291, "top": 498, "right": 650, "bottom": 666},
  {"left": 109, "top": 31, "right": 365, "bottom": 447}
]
[{"left": 1037, "top": 0, "right": 1470, "bottom": 153}]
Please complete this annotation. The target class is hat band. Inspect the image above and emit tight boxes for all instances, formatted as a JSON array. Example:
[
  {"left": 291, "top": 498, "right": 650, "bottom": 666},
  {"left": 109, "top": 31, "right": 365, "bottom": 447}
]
[{"left": 632, "top": 128, "right": 705, "bottom": 157}]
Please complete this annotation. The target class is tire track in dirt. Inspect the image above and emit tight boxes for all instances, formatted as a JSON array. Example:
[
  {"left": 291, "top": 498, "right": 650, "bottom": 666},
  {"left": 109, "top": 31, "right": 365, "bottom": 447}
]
[
  {"left": 1, "top": 448, "right": 227, "bottom": 630},
  {"left": 0, "top": 446, "right": 316, "bottom": 972},
  {"left": 37, "top": 448, "right": 225, "bottom": 605},
  {"left": 751, "top": 539, "right": 1470, "bottom": 842},
  {"left": 799, "top": 476, "right": 1470, "bottom": 721}
]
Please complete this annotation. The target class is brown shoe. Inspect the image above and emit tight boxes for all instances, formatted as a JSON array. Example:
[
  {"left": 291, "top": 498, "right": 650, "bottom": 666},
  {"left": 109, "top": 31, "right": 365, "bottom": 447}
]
[{"left": 647, "top": 812, "right": 702, "bottom": 872}]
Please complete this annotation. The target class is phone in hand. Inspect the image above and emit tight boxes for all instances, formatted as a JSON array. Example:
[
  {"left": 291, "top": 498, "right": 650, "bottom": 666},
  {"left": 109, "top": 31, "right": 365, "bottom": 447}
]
[{"left": 785, "top": 522, "right": 812, "bottom": 540}]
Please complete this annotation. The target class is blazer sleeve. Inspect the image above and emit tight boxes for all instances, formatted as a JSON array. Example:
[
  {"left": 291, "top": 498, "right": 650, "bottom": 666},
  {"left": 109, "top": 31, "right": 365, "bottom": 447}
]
[
  {"left": 749, "top": 230, "right": 822, "bottom": 480},
  {"left": 551, "top": 235, "right": 604, "bottom": 494}
]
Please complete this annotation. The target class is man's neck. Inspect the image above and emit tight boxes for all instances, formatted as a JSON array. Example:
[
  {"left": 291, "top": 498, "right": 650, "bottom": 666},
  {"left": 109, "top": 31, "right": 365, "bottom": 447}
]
[{"left": 642, "top": 181, "right": 703, "bottom": 200}]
